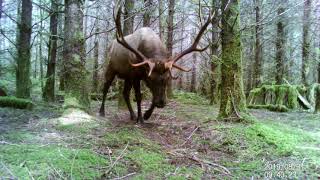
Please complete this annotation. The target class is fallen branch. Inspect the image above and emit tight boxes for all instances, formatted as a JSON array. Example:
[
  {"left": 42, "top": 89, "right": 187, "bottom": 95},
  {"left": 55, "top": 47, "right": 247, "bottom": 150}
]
[
  {"left": 111, "top": 172, "right": 136, "bottom": 180},
  {"left": 104, "top": 143, "right": 129, "bottom": 176},
  {"left": 180, "top": 126, "right": 199, "bottom": 147},
  {"left": 189, "top": 155, "right": 231, "bottom": 176}
]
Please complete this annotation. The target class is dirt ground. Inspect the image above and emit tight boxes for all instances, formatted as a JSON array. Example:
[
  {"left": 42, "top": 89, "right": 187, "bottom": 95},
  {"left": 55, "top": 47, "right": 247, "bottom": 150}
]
[{"left": 1, "top": 96, "right": 320, "bottom": 179}]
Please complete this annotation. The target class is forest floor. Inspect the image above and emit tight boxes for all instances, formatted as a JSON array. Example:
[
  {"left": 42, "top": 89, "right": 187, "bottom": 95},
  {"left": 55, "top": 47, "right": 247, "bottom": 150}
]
[{"left": 0, "top": 91, "right": 320, "bottom": 179}]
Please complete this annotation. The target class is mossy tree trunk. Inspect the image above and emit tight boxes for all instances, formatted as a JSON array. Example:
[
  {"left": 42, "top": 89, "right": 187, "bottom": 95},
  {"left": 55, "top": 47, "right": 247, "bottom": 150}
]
[
  {"left": 301, "top": 0, "right": 311, "bottom": 86},
  {"left": 209, "top": 0, "right": 219, "bottom": 105},
  {"left": 219, "top": 0, "right": 246, "bottom": 119},
  {"left": 43, "top": 0, "right": 59, "bottom": 102},
  {"left": 63, "top": 0, "right": 90, "bottom": 109},
  {"left": 253, "top": 0, "right": 263, "bottom": 88},
  {"left": 275, "top": 3, "right": 287, "bottom": 85},
  {"left": 118, "top": 0, "right": 135, "bottom": 109},
  {"left": 166, "top": 0, "right": 175, "bottom": 98},
  {"left": 16, "top": 0, "right": 32, "bottom": 99}
]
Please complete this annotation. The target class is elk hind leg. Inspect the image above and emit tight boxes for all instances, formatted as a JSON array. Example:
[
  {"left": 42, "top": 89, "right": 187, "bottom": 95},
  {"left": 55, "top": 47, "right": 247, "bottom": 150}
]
[
  {"left": 133, "top": 80, "right": 143, "bottom": 123},
  {"left": 123, "top": 80, "right": 136, "bottom": 120},
  {"left": 99, "top": 69, "right": 115, "bottom": 117}
]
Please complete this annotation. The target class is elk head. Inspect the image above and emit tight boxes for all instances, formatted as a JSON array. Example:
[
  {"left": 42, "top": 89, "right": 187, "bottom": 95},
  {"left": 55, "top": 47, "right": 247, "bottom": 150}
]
[{"left": 114, "top": 5, "right": 214, "bottom": 108}]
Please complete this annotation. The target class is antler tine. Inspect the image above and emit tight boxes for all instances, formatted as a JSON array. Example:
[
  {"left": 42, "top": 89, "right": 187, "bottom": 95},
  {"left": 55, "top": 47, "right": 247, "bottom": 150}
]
[
  {"left": 113, "top": 3, "right": 147, "bottom": 61},
  {"left": 172, "top": 11, "right": 215, "bottom": 63}
]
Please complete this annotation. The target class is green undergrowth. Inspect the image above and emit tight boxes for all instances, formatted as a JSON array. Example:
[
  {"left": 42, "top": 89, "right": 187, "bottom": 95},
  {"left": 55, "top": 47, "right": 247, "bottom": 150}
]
[
  {"left": 0, "top": 96, "right": 33, "bottom": 109},
  {"left": 0, "top": 131, "right": 35, "bottom": 143},
  {"left": 173, "top": 90, "right": 209, "bottom": 105},
  {"left": 103, "top": 127, "right": 203, "bottom": 179},
  {"left": 206, "top": 121, "right": 319, "bottom": 178},
  {"left": 248, "top": 104, "right": 289, "bottom": 112},
  {"left": 0, "top": 144, "right": 107, "bottom": 179}
]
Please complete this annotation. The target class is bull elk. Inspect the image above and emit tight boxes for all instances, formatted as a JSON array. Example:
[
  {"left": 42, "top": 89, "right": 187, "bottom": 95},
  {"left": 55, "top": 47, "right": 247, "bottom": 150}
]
[{"left": 99, "top": 5, "right": 214, "bottom": 123}]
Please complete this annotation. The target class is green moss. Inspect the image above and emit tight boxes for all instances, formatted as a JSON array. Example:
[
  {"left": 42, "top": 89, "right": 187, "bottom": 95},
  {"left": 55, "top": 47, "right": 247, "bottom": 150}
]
[
  {"left": 287, "top": 86, "right": 298, "bottom": 109},
  {"left": 275, "top": 86, "right": 287, "bottom": 105},
  {"left": 248, "top": 104, "right": 289, "bottom": 112},
  {"left": 0, "top": 96, "right": 33, "bottom": 109},
  {"left": 207, "top": 121, "right": 316, "bottom": 178},
  {"left": 0, "top": 144, "right": 107, "bottom": 179},
  {"left": 0, "top": 131, "right": 35, "bottom": 142},
  {"left": 104, "top": 127, "right": 158, "bottom": 149},
  {"left": 173, "top": 90, "right": 209, "bottom": 105},
  {"left": 56, "top": 122, "right": 99, "bottom": 134}
]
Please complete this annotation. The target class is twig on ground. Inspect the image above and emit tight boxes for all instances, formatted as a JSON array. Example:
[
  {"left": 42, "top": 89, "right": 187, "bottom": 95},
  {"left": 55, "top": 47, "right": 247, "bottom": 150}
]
[
  {"left": 189, "top": 155, "right": 231, "bottom": 176},
  {"left": 104, "top": 142, "right": 129, "bottom": 175},
  {"left": 1, "top": 161, "right": 15, "bottom": 178},
  {"left": 180, "top": 126, "right": 199, "bottom": 147},
  {"left": 111, "top": 172, "right": 136, "bottom": 180}
]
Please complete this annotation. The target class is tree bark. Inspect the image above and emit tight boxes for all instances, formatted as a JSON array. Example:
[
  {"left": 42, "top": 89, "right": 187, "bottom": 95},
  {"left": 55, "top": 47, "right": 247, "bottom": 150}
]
[
  {"left": 219, "top": 0, "right": 246, "bottom": 119},
  {"left": 253, "top": 0, "right": 263, "bottom": 88},
  {"left": 275, "top": 5, "right": 286, "bottom": 85},
  {"left": 210, "top": 0, "right": 219, "bottom": 105},
  {"left": 16, "top": 0, "right": 32, "bottom": 98},
  {"left": 190, "top": 53, "right": 196, "bottom": 92},
  {"left": 63, "top": 0, "right": 90, "bottom": 109},
  {"left": 143, "top": 0, "right": 152, "bottom": 27},
  {"left": 158, "top": 0, "right": 164, "bottom": 41},
  {"left": 301, "top": 0, "right": 311, "bottom": 86},
  {"left": 92, "top": 27, "right": 99, "bottom": 93},
  {"left": 43, "top": 0, "right": 59, "bottom": 102},
  {"left": 166, "top": 0, "right": 175, "bottom": 98},
  {"left": 315, "top": 13, "right": 320, "bottom": 113}
]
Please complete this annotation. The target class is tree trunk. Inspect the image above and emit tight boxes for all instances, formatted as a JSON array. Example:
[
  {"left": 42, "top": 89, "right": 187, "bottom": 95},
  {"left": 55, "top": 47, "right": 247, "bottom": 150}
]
[
  {"left": 39, "top": 0, "right": 44, "bottom": 91},
  {"left": 57, "top": 8, "right": 65, "bottom": 91},
  {"left": 275, "top": 5, "right": 286, "bottom": 85},
  {"left": 16, "top": 0, "right": 32, "bottom": 98},
  {"left": 118, "top": 0, "right": 135, "bottom": 109},
  {"left": 210, "top": 0, "right": 219, "bottom": 105},
  {"left": 219, "top": 0, "right": 246, "bottom": 119},
  {"left": 43, "top": 0, "right": 59, "bottom": 102},
  {"left": 166, "top": 0, "right": 175, "bottom": 98},
  {"left": 253, "top": 0, "right": 263, "bottom": 88},
  {"left": 190, "top": 53, "right": 196, "bottom": 92},
  {"left": 0, "top": 0, "right": 2, "bottom": 20},
  {"left": 315, "top": 13, "right": 320, "bottom": 113},
  {"left": 158, "top": 0, "right": 164, "bottom": 41},
  {"left": 143, "top": 0, "right": 152, "bottom": 27},
  {"left": 315, "top": 63, "right": 320, "bottom": 113},
  {"left": 92, "top": 27, "right": 99, "bottom": 93},
  {"left": 301, "top": 0, "right": 311, "bottom": 86},
  {"left": 63, "top": 0, "right": 89, "bottom": 109}
]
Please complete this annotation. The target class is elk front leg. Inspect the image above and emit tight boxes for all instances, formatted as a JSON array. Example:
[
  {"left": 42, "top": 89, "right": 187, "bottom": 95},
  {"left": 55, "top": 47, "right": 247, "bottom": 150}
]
[
  {"left": 123, "top": 80, "right": 136, "bottom": 121},
  {"left": 133, "top": 80, "right": 143, "bottom": 123},
  {"left": 143, "top": 103, "right": 155, "bottom": 120},
  {"left": 99, "top": 69, "right": 116, "bottom": 117}
]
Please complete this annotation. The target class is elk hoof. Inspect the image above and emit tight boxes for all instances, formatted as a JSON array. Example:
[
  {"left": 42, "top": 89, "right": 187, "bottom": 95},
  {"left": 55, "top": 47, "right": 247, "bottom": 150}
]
[{"left": 143, "top": 111, "right": 152, "bottom": 120}]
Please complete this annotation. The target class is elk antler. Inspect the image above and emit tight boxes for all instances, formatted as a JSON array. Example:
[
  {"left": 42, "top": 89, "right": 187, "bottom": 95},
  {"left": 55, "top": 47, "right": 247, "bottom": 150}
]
[
  {"left": 113, "top": 4, "right": 155, "bottom": 76},
  {"left": 171, "top": 11, "right": 215, "bottom": 63}
]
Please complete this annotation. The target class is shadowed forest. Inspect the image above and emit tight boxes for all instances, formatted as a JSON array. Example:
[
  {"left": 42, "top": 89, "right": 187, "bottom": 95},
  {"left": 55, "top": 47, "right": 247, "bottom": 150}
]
[{"left": 0, "top": 0, "right": 320, "bottom": 179}]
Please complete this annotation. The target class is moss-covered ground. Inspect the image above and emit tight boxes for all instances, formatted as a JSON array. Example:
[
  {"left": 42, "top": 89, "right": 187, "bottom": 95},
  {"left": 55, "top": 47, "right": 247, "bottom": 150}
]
[{"left": 1, "top": 91, "right": 319, "bottom": 179}]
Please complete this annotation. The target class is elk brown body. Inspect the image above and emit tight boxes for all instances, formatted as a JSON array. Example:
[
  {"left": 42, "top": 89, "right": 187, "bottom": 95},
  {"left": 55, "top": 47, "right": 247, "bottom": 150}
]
[{"left": 99, "top": 6, "right": 213, "bottom": 123}]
